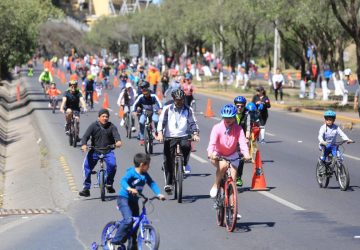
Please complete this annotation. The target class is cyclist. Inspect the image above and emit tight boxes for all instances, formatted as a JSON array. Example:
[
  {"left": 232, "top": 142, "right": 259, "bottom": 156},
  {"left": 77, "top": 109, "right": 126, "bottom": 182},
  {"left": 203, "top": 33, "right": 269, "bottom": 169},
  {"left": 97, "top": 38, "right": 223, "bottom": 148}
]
[
  {"left": 207, "top": 104, "right": 250, "bottom": 198},
  {"left": 59, "top": 80, "right": 87, "bottom": 135},
  {"left": 252, "top": 86, "right": 271, "bottom": 143},
  {"left": 156, "top": 89, "right": 200, "bottom": 193},
  {"left": 79, "top": 109, "right": 122, "bottom": 197},
  {"left": 84, "top": 74, "right": 95, "bottom": 109},
  {"left": 38, "top": 68, "right": 53, "bottom": 91},
  {"left": 233, "top": 96, "right": 250, "bottom": 186},
  {"left": 318, "top": 110, "right": 353, "bottom": 166},
  {"left": 132, "top": 82, "right": 162, "bottom": 146},
  {"left": 117, "top": 82, "right": 138, "bottom": 132},
  {"left": 110, "top": 153, "right": 165, "bottom": 247},
  {"left": 46, "top": 82, "right": 61, "bottom": 108}
]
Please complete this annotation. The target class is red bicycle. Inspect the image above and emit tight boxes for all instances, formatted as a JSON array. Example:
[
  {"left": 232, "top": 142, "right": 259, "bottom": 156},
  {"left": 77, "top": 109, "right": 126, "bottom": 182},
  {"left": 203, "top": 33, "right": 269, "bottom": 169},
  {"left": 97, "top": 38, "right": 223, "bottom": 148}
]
[{"left": 214, "top": 156, "right": 240, "bottom": 232}]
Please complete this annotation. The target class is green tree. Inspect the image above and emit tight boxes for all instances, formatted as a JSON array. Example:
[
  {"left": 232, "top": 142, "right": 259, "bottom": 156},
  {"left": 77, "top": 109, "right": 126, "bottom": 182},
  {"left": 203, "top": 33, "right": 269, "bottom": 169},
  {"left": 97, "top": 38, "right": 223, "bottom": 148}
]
[{"left": 0, "top": 0, "right": 62, "bottom": 79}]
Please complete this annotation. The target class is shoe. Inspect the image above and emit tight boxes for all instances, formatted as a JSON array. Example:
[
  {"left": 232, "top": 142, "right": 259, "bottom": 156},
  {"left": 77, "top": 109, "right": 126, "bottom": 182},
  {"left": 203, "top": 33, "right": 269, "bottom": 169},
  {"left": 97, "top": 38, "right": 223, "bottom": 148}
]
[
  {"left": 259, "top": 140, "right": 266, "bottom": 144},
  {"left": 106, "top": 186, "right": 116, "bottom": 193},
  {"left": 236, "top": 177, "right": 243, "bottom": 187},
  {"left": 210, "top": 186, "right": 218, "bottom": 198},
  {"left": 79, "top": 189, "right": 90, "bottom": 197},
  {"left": 131, "top": 127, "right": 136, "bottom": 132},
  {"left": 140, "top": 140, "right": 145, "bottom": 146},
  {"left": 48, "top": 103, "right": 51, "bottom": 108},
  {"left": 164, "top": 185, "right": 172, "bottom": 194},
  {"left": 237, "top": 213, "right": 242, "bottom": 220},
  {"left": 184, "top": 165, "right": 191, "bottom": 174},
  {"left": 65, "top": 130, "right": 70, "bottom": 135}
]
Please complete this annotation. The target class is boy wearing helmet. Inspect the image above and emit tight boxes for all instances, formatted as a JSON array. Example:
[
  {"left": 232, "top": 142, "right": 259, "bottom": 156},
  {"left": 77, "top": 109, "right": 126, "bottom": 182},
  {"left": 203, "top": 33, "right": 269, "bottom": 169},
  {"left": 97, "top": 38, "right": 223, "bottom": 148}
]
[
  {"left": 60, "top": 80, "right": 87, "bottom": 135},
  {"left": 318, "top": 110, "right": 353, "bottom": 165},
  {"left": 207, "top": 104, "right": 250, "bottom": 198}
]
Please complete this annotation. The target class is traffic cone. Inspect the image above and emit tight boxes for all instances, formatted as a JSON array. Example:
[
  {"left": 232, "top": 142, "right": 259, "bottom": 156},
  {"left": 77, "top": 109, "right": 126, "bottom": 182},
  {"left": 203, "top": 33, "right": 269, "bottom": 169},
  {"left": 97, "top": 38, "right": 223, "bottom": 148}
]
[
  {"left": 250, "top": 149, "right": 269, "bottom": 191},
  {"left": 93, "top": 91, "right": 98, "bottom": 103},
  {"left": 61, "top": 72, "right": 66, "bottom": 84},
  {"left": 16, "top": 83, "right": 21, "bottom": 102},
  {"left": 102, "top": 93, "right": 109, "bottom": 109},
  {"left": 114, "top": 77, "right": 119, "bottom": 88},
  {"left": 156, "top": 86, "right": 163, "bottom": 101},
  {"left": 204, "top": 99, "right": 214, "bottom": 117}
]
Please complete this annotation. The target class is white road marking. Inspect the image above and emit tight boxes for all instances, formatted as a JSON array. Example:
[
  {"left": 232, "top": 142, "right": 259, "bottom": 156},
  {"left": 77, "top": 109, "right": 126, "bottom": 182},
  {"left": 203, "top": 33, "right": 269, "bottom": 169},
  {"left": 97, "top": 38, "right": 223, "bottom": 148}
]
[
  {"left": 354, "top": 236, "right": 360, "bottom": 239},
  {"left": 258, "top": 191, "right": 306, "bottom": 211},
  {"left": 298, "top": 141, "right": 303, "bottom": 143},
  {"left": 344, "top": 154, "right": 360, "bottom": 161},
  {"left": 190, "top": 154, "right": 208, "bottom": 163},
  {"left": 211, "top": 117, "right": 222, "bottom": 121},
  {"left": 266, "top": 132, "right": 275, "bottom": 136}
]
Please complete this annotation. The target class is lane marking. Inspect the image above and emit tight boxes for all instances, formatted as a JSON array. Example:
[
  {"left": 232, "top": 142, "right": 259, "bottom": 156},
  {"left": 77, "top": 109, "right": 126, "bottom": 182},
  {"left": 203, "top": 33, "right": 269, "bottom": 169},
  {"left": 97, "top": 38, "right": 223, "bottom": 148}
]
[
  {"left": 59, "top": 156, "right": 78, "bottom": 193},
  {"left": 190, "top": 154, "right": 208, "bottom": 164},
  {"left": 266, "top": 132, "right": 275, "bottom": 136},
  {"left": 258, "top": 191, "right": 306, "bottom": 211},
  {"left": 354, "top": 236, "right": 360, "bottom": 239},
  {"left": 210, "top": 117, "right": 222, "bottom": 121},
  {"left": 344, "top": 154, "right": 360, "bottom": 161}
]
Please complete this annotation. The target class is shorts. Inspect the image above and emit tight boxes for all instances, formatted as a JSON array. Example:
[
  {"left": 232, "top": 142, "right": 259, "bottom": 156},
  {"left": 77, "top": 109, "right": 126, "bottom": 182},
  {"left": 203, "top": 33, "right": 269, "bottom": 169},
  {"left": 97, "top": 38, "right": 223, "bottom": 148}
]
[{"left": 215, "top": 151, "right": 241, "bottom": 169}]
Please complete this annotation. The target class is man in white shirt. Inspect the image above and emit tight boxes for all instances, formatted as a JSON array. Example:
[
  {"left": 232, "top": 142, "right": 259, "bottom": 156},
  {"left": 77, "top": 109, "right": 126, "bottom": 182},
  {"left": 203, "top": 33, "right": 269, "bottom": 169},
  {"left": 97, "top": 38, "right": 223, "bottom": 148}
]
[{"left": 272, "top": 68, "right": 285, "bottom": 103}]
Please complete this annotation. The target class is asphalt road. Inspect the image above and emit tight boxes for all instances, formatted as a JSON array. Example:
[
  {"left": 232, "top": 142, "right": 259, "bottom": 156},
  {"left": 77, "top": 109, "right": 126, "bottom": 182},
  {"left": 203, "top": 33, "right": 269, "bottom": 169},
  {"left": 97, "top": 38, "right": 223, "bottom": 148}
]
[{"left": 0, "top": 68, "right": 360, "bottom": 250}]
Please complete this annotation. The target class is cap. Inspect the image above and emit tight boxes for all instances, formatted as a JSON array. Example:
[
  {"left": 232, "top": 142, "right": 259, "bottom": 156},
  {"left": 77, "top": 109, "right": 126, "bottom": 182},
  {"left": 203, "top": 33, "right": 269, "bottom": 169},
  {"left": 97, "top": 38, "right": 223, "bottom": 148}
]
[
  {"left": 98, "top": 109, "right": 110, "bottom": 117},
  {"left": 125, "top": 82, "right": 132, "bottom": 88}
]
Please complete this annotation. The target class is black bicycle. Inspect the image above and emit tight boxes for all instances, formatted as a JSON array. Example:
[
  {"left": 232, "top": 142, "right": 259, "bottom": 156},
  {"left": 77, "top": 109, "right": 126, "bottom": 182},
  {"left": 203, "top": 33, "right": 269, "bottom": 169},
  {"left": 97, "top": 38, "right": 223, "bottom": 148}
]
[
  {"left": 316, "top": 140, "right": 354, "bottom": 191},
  {"left": 68, "top": 111, "right": 80, "bottom": 148},
  {"left": 144, "top": 110, "right": 154, "bottom": 154},
  {"left": 89, "top": 145, "right": 115, "bottom": 201}
]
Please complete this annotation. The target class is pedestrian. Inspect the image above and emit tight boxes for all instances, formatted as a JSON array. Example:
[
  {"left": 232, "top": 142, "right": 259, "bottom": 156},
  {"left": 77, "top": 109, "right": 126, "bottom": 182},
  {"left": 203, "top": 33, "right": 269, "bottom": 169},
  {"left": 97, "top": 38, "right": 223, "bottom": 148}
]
[
  {"left": 354, "top": 85, "right": 360, "bottom": 118},
  {"left": 272, "top": 68, "right": 284, "bottom": 104},
  {"left": 252, "top": 86, "right": 271, "bottom": 143}
]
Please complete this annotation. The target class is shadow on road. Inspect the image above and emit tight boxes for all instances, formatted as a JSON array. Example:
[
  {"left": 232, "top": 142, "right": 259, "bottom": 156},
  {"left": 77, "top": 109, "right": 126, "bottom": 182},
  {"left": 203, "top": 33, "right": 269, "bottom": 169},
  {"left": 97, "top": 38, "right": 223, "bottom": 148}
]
[
  {"left": 235, "top": 221, "right": 275, "bottom": 233},
  {"left": 264, "top": 140, "right": 282, "bottom": 144},
  {"left": 180, "top": 194, "right": 210, "bottom": 203}
]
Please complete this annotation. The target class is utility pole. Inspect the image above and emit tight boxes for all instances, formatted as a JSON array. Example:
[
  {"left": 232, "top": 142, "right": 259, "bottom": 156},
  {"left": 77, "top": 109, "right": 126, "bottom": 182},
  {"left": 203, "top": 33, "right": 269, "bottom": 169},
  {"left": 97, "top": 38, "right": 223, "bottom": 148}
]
[{"left": 273, "top": 20, "right": 281, "bottom": 73}]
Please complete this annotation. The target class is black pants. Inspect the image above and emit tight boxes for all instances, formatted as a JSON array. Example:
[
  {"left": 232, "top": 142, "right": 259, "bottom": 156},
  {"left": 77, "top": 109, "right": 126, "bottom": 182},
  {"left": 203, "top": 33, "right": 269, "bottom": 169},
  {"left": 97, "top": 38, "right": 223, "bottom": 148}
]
[
  {"left": 163, "top": 137, "right": 191, "bottom": 185},
  {"left": 274, "top": 88, "right": 283, "bottom": 101},
  {"left": 85, "top": 90, "right": 94, "bottom": 108},
  {"left": 185, "top": 95, "right": 193, "bottom": 107},
  {"left": 237, "top": 159, "right": 245, "bottom": 179}
]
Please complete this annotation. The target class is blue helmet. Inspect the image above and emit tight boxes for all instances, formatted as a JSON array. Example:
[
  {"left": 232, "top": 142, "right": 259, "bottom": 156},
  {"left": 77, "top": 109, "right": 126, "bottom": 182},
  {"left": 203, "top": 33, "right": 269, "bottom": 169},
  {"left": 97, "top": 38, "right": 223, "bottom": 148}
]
[
  {"left": 234, "top": 96, "right": 247, "bottom": 104},
  {"left": 324, "top": 110, "right": 336, "bottom": 119},
  {"left": 220, "top": 104, "right": 237, "bottom": 118},
  {"left": 246, "top": 102, "right": 256, "bottom": 111}
]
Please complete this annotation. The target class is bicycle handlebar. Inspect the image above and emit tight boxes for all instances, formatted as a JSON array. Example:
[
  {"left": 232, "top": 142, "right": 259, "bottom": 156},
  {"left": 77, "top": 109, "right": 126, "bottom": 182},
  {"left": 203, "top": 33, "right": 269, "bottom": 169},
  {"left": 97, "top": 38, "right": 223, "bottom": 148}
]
[
  {"left": 330, "top": 140, "right": 355, "bottom": 146},
  {"left": 87, "top": 145, "right": 116, "bottom": 151},
  {"left": 211, "top": 156, "right": 243, "bottom": 162}
]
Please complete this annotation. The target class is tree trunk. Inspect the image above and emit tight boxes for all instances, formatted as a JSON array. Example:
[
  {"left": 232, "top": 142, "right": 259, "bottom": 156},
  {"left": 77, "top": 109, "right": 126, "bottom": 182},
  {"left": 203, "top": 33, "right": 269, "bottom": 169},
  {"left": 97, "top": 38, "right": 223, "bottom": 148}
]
[{"left": 356, "top": 40, "right": 360, "bottom": 86}]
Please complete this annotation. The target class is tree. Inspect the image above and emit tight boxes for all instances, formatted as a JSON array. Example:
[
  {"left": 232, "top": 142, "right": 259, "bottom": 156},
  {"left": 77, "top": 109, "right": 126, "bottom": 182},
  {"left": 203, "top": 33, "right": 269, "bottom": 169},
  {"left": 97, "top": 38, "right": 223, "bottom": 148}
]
[{"left": 0, "top": 0, "right": 62, "bottom": 79}]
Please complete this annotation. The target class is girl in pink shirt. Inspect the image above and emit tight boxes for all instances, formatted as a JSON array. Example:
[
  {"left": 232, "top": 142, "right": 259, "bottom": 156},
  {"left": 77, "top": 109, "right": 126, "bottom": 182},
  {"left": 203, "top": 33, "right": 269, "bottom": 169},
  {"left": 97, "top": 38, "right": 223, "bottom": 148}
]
[{"left": 207, "top": 104, "right": 250, "bottom": 198}]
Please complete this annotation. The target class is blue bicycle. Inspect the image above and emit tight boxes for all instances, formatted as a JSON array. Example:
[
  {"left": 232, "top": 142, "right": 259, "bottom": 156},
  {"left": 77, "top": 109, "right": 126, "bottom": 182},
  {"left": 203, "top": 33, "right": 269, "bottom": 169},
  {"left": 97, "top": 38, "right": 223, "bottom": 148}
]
[{"left": 91, "top": 194, "right": 160, "bottom": 250}]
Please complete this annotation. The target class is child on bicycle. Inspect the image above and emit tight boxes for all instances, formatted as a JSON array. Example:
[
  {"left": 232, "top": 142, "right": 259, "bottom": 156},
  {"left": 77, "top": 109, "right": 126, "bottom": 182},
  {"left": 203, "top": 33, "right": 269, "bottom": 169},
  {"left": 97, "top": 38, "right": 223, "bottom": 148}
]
[
  {"left": 46, "top": 82, "right": 61, "bottom": 108},
  {"left": 318, "top": 110, "right": 353, "bottom": 165},
  {"left": 110, "top": 153, "right": 165, "bottom": 248},
  {"left": 207, "top": 104, "right": 250, "bottom": 198}
]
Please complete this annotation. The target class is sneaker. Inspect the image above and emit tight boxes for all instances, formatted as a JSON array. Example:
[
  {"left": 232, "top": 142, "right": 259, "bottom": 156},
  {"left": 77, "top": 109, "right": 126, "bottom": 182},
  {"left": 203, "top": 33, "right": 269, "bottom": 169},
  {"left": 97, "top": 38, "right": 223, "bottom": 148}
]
[
  {"left": 65, "top": 130, "right": 70, "bottom": 135},
  {"left": 139, "top": 140, "right": 145, "bottom": 146},
  {"left": 236, "top": 177, "right": 243, "bottom": 187},
  {"left": 259, "top": 140, "right": 266, "bottom": 144},
  {"left": 184, "top": 165, "right": 191, "bottom": 174},
  {"left": 131, "top": 127, "right": 136, "bottom": 132},
  {"left": 106, "top": 186, "right": 116, "bottom": 193},
  {"left": 210, "top": 186, "right": 218, "bottom": 198},
  {"left": 164, "top": 185, "right": 172, "bottom": 194},
  {"left": 48, "top": 103, "right": 51, "bottom": 108},
  {"left": 79, "top": 189, "right": 90, "bottom": 197},
  {"left": 237, "top": 213, "right": 242, "bottom": 220}
]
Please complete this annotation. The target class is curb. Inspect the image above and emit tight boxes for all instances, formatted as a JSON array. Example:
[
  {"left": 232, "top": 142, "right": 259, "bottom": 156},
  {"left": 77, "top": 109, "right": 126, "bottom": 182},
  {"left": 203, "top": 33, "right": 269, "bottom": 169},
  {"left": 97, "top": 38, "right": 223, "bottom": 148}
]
[{"left": 195, "top": 87, "right": 360, "bottom": 125}]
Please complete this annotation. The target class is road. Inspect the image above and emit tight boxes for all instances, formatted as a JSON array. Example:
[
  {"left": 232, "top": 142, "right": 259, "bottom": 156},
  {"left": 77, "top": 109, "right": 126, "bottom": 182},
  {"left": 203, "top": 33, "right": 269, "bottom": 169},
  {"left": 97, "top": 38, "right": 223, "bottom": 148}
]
[{"left": 0, "top": 68, "right": 360, "bottom": 250}]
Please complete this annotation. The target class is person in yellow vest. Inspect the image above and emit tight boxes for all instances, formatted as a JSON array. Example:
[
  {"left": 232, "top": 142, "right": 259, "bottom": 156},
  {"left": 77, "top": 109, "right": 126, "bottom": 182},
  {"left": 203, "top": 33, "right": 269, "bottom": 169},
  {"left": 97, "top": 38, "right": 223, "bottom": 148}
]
[{"left": 146, "top": 65, "right": 160, "bottom": 94}]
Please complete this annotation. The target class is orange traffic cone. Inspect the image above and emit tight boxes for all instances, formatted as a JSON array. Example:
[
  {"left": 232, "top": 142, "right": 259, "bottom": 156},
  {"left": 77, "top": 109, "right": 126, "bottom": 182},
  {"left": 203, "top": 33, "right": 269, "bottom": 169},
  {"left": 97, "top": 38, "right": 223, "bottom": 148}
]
[
  {"left": 61, "top": 72, "right": 66, "bottom": 84},
  {"left": 93, "top": 91, "right": 98, "bottom": 103},
  {"left": 118, "top": 106, "right": 124, "bottom": 118},
  {"left": 204, "top": 98, "right": 214, "bottom": 117},
  {"left": 250, "top": 149, "right": 269, "bottom": 191},
  {"left": 114, "top": 77, "right": 119, "bottom": 88},
  {"left": 102, "top": 93, "right": 109, "bottom": 109},
  {"left": 16, "top": 83, "right": 21, "bottom": 102},
  {"left": 156, "top": 86, "right": 163, "bottom": 101}
]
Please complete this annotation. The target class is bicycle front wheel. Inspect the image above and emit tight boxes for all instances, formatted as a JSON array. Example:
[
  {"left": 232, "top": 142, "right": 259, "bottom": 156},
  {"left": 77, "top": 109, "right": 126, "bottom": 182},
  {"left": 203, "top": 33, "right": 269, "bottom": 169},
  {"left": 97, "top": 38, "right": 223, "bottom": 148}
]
[
  {"left": 144, "top": 127, "right": 150, "bottom": 154},
  {"left": 337, "top": 163, "right": 350, "bottom": 191},
  {"left": 101, "top": 221, "right": 117, "bottom": 248},
  {"left": 73, "top": 122, "right": 78, "bottom": 148},
  {"left": 68, "top": 124, "right": 74, "bottom": 146},
  {"left": 224, "top": 181, "right": 237, "bottom": 232},
  {"left": 176, "top": 156, "right": 183, "bottom": 203},
  {"left": 99, "top": 170, "right": 106, "bottom": 201},
  {"left": 137, "top": 224, "right": 160, "bottom": 250},
  {"left": 316, "top": 161, "right": 329, "bottom": 188}
]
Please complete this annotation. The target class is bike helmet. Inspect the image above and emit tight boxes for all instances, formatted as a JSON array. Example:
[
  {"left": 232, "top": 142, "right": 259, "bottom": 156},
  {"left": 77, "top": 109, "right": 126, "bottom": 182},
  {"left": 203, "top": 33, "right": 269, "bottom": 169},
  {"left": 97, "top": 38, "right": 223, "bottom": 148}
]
[
  {"left": 220, "top": 104, "right": 237, "bottom": 118},
  {"left": 139, "top": 81, "right": 150, "bottom": 89},
  {"left": 246, "top": 102, "right": 256, "bottom": 111},
  {"left": 171, "top": 89, "right": 185, "bottom": 100},
  {"left": 324, "top": 110, "right": 336, "bottom": 119},
  {"left": 87, "top": 74, "right": 94, "bottom": 80},
  {"left": 69, "top": 80, "right": 78, "bottom": 87},
  {"left": 234, "top": 96, "right": 247, "bottom": 104}
]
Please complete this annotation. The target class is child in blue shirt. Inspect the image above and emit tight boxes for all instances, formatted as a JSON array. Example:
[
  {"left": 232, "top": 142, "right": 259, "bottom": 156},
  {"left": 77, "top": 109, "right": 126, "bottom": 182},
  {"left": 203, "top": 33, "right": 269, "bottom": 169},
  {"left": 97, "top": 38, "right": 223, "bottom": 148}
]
[{"left": 110, "top": 153, "right": 165, "bottom": 247}]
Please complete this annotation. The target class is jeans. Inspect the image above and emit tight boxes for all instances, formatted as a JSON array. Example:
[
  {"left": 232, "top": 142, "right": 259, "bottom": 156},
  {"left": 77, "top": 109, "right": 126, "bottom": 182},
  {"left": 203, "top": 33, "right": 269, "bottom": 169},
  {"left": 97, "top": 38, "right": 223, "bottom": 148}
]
[
  {"left": 320, "top": 145, "right": 337, "bottom": 161},
  {"left": 138, "top": 112, "right": 159, "bottom": 140},
  {"left": 82, "top": 150, "right": 117, "bottom": 189},
  {"left": 111, "top": 197, "right": 139, "bottom": 245}
]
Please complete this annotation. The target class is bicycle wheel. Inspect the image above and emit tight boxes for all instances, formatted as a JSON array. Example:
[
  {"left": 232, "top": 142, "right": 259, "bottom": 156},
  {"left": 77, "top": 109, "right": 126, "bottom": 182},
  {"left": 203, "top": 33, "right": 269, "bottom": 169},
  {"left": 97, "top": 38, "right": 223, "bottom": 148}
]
[
  {"left": 316, "top": 161, "right": 329, "bottom": 188},
  {"left": 337, "top": 163, "right": 350, "bottom": 191},
  {"left": 73, "top": 122, "right": 78, "bottom": 148},
  {"left": 137, "top": 224, "right": 160, "bottom": 250},
  {"left": 224, "top": 181, "right": 237, "bottom": 232},
  {"left": 99, "top": 170, "right": 105, "bottom": 201},
  {"left": 144, "top": 127, "right": 149, "bottom": 154},
  {"left": 101, "top": 221, "right": 117, "bottom": 248},
  {"left": 69, "top": 124, "right": 74, "bottom": 146},
  {"left": 173, "top": 162, "right": 178, "bottom": 200},
  {"left": 52, "top": 99, "right": 56, "bottom": 113},
  {"left": 216, "top": 186, "right": 225, "bottom": 227},
  {"left": 176, "top": 156, "right": 183, "bottom": 203}
]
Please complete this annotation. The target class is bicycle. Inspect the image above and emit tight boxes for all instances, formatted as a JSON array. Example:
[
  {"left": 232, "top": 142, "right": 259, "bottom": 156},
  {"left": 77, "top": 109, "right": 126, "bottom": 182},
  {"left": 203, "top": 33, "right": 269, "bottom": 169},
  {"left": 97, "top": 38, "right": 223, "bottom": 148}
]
[
  {"left": 316, "top": 140, "right": 355, "bottom": 191},
  {"left": 91, "top": 194, "right": 161, "bottom": 250},
  {"left": 163, "top": 136, "right": 192, "bottom": 203},
  {"left": 50, "top": 96, "right": 58, "bottom": 114},
  {"left": 213, "top": 156, "right": 241, "bottom": 232},
  {"left": 123, "top": 105, "right": 133, "bottom": 139},
  {"left": 144, "top": 110, "right": 154, "bottom": 154},
  {"left": 88, "top": 145, "right": 115, "bottom": 201},
  {"left": 68, "top": 111, "right": 80, "bottom": 148}
]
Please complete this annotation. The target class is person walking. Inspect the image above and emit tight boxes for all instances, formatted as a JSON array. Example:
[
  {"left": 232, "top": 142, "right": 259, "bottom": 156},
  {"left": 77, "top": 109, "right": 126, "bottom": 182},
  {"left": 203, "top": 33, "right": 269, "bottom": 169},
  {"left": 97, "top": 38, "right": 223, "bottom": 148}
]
[{"left": 272, "top": 68, "right": 284, "bottom": 104}]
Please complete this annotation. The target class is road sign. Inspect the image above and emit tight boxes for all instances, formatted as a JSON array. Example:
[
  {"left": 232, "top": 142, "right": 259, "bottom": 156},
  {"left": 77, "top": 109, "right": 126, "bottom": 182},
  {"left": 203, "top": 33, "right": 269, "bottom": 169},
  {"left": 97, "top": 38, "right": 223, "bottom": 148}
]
[{"left": 129, "top": 44, "right": 139, "bottom": 57}]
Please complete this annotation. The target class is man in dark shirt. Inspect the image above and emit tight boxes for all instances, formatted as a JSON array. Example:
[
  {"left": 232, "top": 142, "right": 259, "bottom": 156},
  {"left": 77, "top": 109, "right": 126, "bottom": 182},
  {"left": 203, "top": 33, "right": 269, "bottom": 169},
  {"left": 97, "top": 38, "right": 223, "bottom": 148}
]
[{"left": 79, "top": 109, "right": 122, "bottom": 197}]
